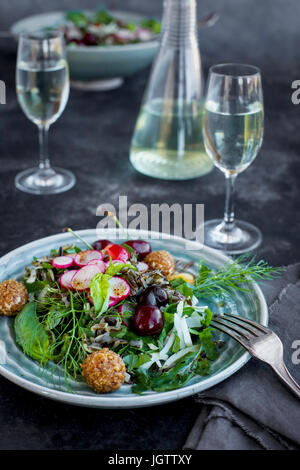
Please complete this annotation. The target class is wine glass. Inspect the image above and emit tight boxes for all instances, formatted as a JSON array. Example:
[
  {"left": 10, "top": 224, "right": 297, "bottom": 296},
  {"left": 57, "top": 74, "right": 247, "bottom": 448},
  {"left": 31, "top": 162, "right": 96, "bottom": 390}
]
[
  {"left": 199, "top": 63, "right": 264, "bottom": 254},
  {"left": 15, "top": 31, "right": 75, "bottom": 194}
]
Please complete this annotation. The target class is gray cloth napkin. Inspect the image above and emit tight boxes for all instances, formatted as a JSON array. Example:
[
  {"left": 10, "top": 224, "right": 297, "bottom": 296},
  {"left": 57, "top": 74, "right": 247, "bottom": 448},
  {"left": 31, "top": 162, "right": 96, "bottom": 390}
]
[{"left": 183, "top": 263, "right": 300, "bottom": 450}]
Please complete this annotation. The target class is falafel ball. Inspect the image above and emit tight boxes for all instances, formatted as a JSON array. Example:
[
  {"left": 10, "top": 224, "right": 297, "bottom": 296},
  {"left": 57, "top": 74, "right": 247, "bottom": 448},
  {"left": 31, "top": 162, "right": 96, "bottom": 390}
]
[
  {"left": 144, "top": 250, "right": 175, "bottom": 278},
  {"left": 0, "top": 279, "right": 28, "bottom": 316},
  {"left": 81, "top": 348, "right": 126, "bottom": 393}
]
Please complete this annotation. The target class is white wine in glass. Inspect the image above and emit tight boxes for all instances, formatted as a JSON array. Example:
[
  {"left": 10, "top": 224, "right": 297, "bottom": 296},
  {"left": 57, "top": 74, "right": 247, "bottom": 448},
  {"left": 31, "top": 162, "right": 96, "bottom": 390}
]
[
  {"left": 199, "top": 63, "right": 264, "bottom": 254},
  {"left": 15, "top": 31, "right": 75, "bottom": 195}
]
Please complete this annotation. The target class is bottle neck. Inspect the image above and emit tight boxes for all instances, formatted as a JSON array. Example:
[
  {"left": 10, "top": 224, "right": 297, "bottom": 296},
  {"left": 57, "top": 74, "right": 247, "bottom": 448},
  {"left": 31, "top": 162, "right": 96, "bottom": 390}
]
[{"left": 161, "top": 0, "right": 197, "bottom": 46}]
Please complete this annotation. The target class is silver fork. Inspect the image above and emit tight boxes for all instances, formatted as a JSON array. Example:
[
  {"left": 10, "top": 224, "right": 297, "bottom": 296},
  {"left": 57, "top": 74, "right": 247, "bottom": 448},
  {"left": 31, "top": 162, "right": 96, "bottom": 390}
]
[{"left": 211, "top": 313, "right": 300, "bottom": 399}]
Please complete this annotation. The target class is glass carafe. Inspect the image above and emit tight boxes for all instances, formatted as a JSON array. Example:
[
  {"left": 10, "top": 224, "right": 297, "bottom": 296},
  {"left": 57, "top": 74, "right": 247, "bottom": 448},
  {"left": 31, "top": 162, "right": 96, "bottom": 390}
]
[{"left": 130, "top": 0, "right": 213, "bottom": 180}]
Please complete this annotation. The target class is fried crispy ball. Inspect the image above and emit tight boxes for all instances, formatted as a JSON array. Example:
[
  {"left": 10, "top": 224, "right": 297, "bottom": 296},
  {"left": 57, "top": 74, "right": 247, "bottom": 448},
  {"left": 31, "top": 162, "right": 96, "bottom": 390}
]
[
  {"left": 144, "top": 250, "right": 175, "bottom": 278},
  {"left": 168, "top": 272, "right": 194, "bottom": 284},
  {"left": 81, "top": 348, "right": 126, "bottom": 393},
  {"left": 0, "top": 279, "right": 28, "bottom": 316}
]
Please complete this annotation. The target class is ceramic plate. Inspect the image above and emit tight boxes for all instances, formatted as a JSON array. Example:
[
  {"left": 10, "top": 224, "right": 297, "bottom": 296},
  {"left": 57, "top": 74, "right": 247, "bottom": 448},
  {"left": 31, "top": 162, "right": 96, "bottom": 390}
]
[{"left": 0, "top": 229, "right": 268, "bottom": 408}]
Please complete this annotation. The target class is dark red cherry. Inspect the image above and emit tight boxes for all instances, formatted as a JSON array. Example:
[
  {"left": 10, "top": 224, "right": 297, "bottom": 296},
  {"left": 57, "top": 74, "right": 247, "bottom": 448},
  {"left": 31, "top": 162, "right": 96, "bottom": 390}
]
[
  {"left": 132, "top": 305, "right": 164, "bottom": 336},
  {"left": 82, "top": 32, "right": 97, "bottom": 45},
  {"left": 92, "top": 239, "right": 112, "bottom": 251},
  {"left": 124, "top": 240, "right": 152, "bottom": 259},
  {"left": 139, "top": 285, "right": 169, "bottom": 307}
]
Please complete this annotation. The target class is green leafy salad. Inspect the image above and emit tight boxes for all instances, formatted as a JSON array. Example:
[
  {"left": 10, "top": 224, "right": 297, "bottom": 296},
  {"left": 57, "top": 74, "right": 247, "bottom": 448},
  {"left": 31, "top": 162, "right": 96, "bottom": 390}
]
[
  {"left": 53, "top": 9, "right": 161, "bottom": 47},
  {"left": 7, "top": 229, "right": 279, "bottom": 395}
]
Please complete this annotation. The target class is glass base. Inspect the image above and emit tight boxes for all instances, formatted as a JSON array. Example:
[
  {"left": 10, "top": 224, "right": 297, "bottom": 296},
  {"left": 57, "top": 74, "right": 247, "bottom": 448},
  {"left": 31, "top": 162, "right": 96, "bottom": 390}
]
[
  {"left": 70, "top": 77, "right": 124, "bottom": 91},
  {"left": 196, "top": 219, "right": 262, "bottom": 254},
  {"left": 130, "top": 148, "right": 213, "bottom": 181},
  {"left": 15, "top": 167, "right": 76, "bottom": 195}
]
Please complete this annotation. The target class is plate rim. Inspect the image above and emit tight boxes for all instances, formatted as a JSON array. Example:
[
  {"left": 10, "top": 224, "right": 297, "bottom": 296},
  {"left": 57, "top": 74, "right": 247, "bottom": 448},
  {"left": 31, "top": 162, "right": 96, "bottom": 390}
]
[{"left": 0, "top": 228, "right": 268, "bottom": 408}]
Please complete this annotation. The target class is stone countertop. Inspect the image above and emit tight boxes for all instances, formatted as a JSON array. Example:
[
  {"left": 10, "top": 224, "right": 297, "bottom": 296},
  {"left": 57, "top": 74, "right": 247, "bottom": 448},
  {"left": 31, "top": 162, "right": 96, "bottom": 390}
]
[{"left": 0, "top": 0, "right": 300, "bottom": 451}]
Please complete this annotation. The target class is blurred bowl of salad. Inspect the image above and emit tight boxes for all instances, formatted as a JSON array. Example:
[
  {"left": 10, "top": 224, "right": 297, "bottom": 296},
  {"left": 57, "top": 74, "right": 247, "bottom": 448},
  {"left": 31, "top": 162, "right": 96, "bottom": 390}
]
[{"left": 11, "top": 9, "right": 161, "bottom": 90}]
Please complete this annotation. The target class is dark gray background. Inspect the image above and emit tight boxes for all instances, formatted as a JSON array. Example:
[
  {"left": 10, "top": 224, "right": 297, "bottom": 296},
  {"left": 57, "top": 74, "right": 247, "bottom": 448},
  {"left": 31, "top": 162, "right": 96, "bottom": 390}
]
[{"left": 0, "top": 0, "right": 299, "bottom": 450}]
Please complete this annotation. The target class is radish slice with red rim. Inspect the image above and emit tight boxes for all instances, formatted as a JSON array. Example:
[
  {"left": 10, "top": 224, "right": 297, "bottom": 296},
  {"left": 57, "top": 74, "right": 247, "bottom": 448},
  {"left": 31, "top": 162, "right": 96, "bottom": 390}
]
[
  {"left": 59, "top": 270, "right": 78, "bottom": 290},
  {"left": 52, "top": 256, "right": 74, "bottom": 269},
  {"left": 72, "top": 265, "right": 102, "bottom": 291},
  {"left": 109, "top": 298, "right": 119, "bottom": 308},
  {"left": 109, "top": 276, "right": 130, "bottom": 301},
  {"left": 103, "top": 244, "right": 130, "bottom": 262},
  {"left": 65, "top": 253, "right": 77, "bottom": 258},
  {"left": 74, "top": 250, "right": 103, "bottom": 267},
  {"left": 87, "top": 259, "right": 106, "bottom": 272}
]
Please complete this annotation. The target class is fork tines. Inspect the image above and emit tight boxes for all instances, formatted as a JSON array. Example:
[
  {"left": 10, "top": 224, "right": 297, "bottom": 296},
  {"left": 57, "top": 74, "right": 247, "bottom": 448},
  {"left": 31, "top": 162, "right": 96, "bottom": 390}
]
[{"left": 211, "top": 313, "right": 269, "bottom": 348}]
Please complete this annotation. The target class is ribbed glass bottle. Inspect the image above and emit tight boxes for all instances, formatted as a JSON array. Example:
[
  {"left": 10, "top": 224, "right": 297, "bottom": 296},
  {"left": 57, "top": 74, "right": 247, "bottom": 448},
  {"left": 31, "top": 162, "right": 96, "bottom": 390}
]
[{"left": 129, "top": 0, "right": 213, "bottom": 180}]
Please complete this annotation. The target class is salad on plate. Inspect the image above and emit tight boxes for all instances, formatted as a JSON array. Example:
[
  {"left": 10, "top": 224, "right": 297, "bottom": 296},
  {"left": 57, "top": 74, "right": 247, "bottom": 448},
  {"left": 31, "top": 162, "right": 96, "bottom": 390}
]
[{"left": 0, "top": 228, "right": 278, "bottom": 395}]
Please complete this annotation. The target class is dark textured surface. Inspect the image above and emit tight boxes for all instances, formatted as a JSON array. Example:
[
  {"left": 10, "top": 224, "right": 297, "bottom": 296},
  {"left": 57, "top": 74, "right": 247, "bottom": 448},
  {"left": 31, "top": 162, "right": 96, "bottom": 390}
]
[{"left": 0, "top": 0, "right": 299, "bottom": 450}]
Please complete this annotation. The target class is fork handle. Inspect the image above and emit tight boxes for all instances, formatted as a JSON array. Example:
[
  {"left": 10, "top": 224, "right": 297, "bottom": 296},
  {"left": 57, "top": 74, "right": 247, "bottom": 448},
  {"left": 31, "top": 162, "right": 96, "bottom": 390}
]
[{"left": 271, "top": 361, "right": 300, "bottom": 399}]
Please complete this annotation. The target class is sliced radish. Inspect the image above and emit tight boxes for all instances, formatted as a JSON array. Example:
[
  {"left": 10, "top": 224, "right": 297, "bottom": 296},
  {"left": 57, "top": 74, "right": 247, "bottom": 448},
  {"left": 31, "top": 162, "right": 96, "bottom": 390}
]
[
  {"left": 59, "top": 270, "right": 78, "bottom": 290},
  {"left": 52, "top": 256, "right": 74, "bottom": 269},
  {"left": 65, "top": 253, "right": 77, "bottom": 258},
  {"left": 109, "top": 298, "right": 119, "bottom": 308},
  {"left": 74, "top": 250, "right": 103, "bottom": 267},
  {"left": 71, "top": 265, "right": 102, "bottom": 291},
  {"left": 114, "top": 28, "right": 135, "bottom": 42},
  {"left": 87, "top": 289, "right": 93, "bottom": 304},
  {"left": 109, "top": 277, "right": 130, "bottom": 301},
  {"left": 137, "top": 262, "right": 149, "bottom": 273},
  {"left": 87, "top": 259, "right": 106, "bottom": 272},
  {"left": 135, "top": 27, "right": 154, "bottom": 42},
  {"left": 103, "top": 244, "right": 130, "bottom": 262}
]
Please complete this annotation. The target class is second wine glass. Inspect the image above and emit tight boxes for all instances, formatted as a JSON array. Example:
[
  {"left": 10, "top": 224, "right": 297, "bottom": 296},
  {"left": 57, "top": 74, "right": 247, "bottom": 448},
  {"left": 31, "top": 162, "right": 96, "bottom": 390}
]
[
  {"left": 15, "top": 31, "right": 75, "bottom": 194},
  {"left": 199, "top": 63, "right": 264, "bottom": 254}
]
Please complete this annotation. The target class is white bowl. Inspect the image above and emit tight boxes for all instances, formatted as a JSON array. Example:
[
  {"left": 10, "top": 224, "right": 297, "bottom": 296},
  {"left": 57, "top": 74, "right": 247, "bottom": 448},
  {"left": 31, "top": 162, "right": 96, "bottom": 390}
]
[{"left": 11, "top": 11, "right": 159, "bottom": 90}]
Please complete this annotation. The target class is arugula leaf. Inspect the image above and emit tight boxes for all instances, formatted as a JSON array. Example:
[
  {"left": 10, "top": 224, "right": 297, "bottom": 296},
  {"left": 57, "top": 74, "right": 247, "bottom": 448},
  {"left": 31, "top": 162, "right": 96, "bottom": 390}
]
[
  {"left": 89, "top": 273, "right": 111, "bottom": 317},
  {"left": 24, "top": 279, "right": 49, "bottom": 293},
  {"left": 123, "top": 353, "right": 151, "bottom": 371},
  {"left": 94, "top": 9, "right": 114, "bottom": 25},
  {"left": 199, "top": 328, "right": 219, "bottom": 361},
  {"left": 171, "top": 334, "right": 180, "bottom": 353},
  {"left": 202, "top": 308, "right": 213, "bottom": 327},
  {"left": 195, "top": 358, "right": 211, "bottom": 376},
  {"left": 126, "top": 22, "right": 136, "bottom": 32},
  {"left": 14, "top": 302, "right": 53, "bottom": 364},
  {"left": 42, "top": 262, "right": 54, "bottom": 270},
  {"left": 169, "top": 278, "right": 193, "bottom": 299},
  {"left": 66, "top": 10, "right": 89, "bottom": 27},
  {"left": 140, "top": 18, "right": 161, "bottom": 34},
  {"left": 132, "top": 352, "right": 198, "bottom": 394}
]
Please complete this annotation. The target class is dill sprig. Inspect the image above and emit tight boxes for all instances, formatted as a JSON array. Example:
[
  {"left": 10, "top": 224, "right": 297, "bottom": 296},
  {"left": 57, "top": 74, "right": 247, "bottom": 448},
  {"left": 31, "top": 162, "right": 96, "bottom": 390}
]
[
  {"left": 194, "top": 254, "right": 284, "bottom": 298},
  {"left": 37, "top": 289, "right": 92, "bottom": 384},
  {"left": 64, "top": 227, "right": 93, "bottom": 250}
]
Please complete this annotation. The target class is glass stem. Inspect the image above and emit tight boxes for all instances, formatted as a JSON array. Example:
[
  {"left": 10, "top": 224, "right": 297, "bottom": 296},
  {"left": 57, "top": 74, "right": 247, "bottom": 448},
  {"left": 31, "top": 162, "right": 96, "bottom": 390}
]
[
  {"left": 223, "top": 173, "right": 237, "bottom": 231},
  {"left": 38, "top": 124, "right": 50, "bottom": 170}
]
